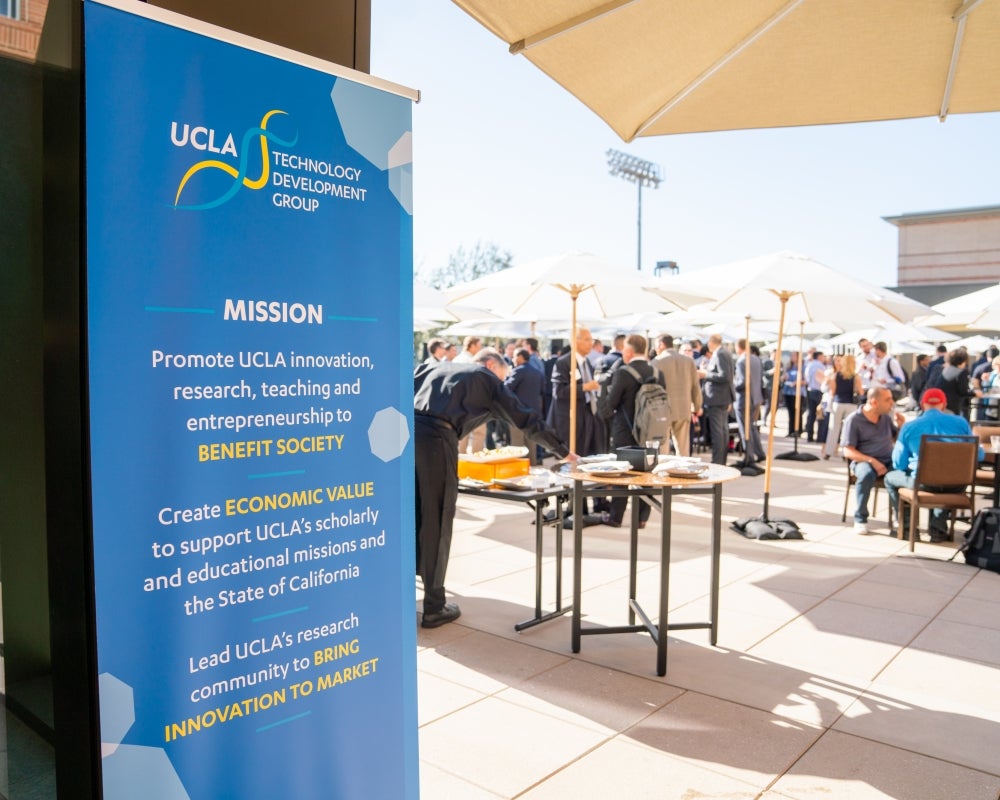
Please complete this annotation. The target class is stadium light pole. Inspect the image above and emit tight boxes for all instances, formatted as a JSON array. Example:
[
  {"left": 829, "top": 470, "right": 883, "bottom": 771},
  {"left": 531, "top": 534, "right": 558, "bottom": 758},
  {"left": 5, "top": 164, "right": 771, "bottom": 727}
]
[{"left": 606, "top": 148, "right": 662, "bottom": 271}]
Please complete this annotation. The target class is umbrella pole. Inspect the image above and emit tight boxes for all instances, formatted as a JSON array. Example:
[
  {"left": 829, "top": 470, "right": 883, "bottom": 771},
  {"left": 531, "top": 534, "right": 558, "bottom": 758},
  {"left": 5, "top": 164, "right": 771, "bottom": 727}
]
[
  {"left": 740, "top": 314, "right": 763, "bottom": 476},
  {"left": 762, "top": 295, "right": 790, "bottom": 520},
  {"left": 777, "top": 320, "right": 818, "bottom": 461},
  {"left": 569, "top": 292, "right": 578, "bottom": 455}
]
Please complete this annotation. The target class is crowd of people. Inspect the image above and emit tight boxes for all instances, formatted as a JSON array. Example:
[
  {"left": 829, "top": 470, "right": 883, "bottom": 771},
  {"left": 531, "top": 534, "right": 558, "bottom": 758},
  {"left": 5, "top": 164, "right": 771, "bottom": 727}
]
[{"left": 412, "top": 331, "right": 1000, "bottom": 627}]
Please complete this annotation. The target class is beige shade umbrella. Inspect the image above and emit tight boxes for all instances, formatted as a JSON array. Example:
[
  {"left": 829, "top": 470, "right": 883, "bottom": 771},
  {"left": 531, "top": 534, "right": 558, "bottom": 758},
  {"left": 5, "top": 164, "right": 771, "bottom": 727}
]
[{"left": 452, "top": 0, "right": 1000, "bottom": 141}]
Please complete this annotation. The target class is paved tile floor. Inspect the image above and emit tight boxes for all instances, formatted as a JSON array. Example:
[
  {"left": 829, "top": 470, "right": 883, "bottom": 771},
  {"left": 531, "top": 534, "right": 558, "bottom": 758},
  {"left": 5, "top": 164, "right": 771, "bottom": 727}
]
[{"left": 416, "top": 436, "right": 1000, "bottom": 799}]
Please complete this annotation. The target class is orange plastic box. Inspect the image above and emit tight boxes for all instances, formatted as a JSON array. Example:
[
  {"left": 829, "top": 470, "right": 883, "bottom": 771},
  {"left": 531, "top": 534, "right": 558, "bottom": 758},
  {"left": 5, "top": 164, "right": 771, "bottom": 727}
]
[{"left": 457, "top": 457, "right": 530, "bottom": 483}]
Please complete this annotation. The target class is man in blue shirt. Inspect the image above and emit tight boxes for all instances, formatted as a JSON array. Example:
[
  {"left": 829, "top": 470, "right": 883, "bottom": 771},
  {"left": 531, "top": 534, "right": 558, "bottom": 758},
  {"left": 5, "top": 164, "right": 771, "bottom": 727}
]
[
  {"left": 883, "top": 388, "right": 978, "bottom": 542},
  {"left": 804, "top": 351, "right": 828, "bottom": 443}
]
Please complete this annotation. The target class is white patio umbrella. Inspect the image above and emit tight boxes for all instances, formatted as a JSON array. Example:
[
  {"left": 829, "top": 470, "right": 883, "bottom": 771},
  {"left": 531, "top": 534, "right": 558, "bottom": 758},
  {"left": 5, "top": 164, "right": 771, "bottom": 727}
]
[
  {"left": 437, "top": 318, "right": 598, "bottom": 339},
  {"left": 660, "top": 250, "right": 936, "bottom": 527},
  {"left": 445, "top": 251, "right": 706, "bottom": 321},
  {"left": 437, "top": 319, "right": 538, "bottom": 339},
  {"left": 763, "top": 334, "right": 819, "bottom": 354},
  {"left": 445, "top": 251, "right": 712, "bottom": 452},
  {"left": 826, "top": 322, "right": 958, "bottom": 347},
  {"left": 597, "top": 311, "right": 702, "bottom": 340},
  {"left": 924, "top": 282, "right": 1000, "bottom": 330},
  {"left": 948, "top": 334, "right": 999, "bottom": 353},
  {"left": 413, "top": 280, "right": 495, "bottom": 331}
]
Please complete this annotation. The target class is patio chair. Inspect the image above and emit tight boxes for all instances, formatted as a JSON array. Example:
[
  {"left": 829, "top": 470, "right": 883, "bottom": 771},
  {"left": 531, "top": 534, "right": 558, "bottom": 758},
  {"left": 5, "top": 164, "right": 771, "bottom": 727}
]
[
  {"left": 897, "top": 434, "right": 979, "bottom": 552},
  {"left": 971, "top": 425, "right": 1000, "bottom": 502},
  {"left": 841, "top": 458, "right": 892, "bottom": 530}
]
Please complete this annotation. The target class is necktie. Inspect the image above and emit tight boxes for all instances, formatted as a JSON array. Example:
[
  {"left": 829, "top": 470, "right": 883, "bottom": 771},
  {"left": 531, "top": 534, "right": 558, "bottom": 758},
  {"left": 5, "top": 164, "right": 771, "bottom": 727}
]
[{"left": 581, "top": 359, "right": 597, "bottom": 414}]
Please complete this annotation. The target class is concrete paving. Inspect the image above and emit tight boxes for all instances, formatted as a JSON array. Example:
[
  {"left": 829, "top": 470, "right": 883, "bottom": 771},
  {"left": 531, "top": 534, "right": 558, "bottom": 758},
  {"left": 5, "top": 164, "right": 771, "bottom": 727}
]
[{"left": 416, "top": 435, "right": 1000, "bottom": 799}]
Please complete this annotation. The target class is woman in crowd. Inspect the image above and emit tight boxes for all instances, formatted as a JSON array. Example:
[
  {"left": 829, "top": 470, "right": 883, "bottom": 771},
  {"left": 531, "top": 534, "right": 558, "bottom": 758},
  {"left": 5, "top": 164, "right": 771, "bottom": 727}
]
[{"left": 822, "top": 353, "right": 863, "bottom": 460}]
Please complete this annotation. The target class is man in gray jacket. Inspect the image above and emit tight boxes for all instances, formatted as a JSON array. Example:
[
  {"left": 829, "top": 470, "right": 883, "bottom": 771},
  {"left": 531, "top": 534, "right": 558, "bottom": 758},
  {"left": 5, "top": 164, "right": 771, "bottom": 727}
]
[
  {"left": 703, "top": 334, "right": 736, "bottom": 465},
  {"left": 734, "top": 339, "right": 766, "bottom": 463}
]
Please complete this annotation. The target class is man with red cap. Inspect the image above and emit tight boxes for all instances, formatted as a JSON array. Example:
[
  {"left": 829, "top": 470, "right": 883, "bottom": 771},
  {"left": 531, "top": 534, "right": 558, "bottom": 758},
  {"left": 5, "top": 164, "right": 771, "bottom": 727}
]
[{"left": 883, "top": 388, "right": 979, "bottom": 542}]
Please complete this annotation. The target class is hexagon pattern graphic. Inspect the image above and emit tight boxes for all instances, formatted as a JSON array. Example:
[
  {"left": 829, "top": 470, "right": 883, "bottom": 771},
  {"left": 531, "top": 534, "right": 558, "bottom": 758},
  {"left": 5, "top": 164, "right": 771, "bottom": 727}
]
[
  {"left": 103, "top": 745, "right": 190, "bottom": 800},
  {"left": 99, "top": 672, "right": 135, "bottom": 756},
  {"left": 330, "top": 80, "right": 412, "bottom": 213},
  {"left": 368, "top": 406, "right": 409, "bottom": 462}
]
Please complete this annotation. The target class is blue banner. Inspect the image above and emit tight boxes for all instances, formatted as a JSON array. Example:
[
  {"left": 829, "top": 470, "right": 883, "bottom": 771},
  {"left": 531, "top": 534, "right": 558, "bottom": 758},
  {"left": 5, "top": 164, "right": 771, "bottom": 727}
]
[{"left": 84, "top": 2, "right": 417, "bottom": 797}]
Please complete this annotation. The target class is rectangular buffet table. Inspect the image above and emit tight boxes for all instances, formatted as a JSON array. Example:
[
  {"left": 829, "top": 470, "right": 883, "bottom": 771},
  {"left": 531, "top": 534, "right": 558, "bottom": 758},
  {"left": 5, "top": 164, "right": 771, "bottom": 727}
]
[{"left": 458, "top": 481, "right": 572, "bottom": 631}]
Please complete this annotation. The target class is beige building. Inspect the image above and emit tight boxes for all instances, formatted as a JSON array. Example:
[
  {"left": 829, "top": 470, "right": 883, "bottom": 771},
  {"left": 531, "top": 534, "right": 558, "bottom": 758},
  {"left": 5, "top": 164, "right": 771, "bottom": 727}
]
[{"left": 884, "top": 204, "right": 1000, "bottom": 305}]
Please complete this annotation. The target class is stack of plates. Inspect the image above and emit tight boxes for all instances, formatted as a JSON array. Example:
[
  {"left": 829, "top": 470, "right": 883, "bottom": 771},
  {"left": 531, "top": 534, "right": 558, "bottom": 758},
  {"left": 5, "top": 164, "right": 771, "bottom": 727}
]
[
  {"left": 578, "top": 461, "right": 633, "bottom": 478},
  {"left": 653, "top": 458, "right": 709, "bottom": 479}
]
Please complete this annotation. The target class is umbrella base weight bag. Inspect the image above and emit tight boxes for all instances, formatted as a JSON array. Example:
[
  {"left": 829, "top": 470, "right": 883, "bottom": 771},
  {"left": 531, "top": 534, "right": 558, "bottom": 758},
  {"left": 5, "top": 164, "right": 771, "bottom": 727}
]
[{"left": 732, "top": 516, "right": 803, "bottom": 540}]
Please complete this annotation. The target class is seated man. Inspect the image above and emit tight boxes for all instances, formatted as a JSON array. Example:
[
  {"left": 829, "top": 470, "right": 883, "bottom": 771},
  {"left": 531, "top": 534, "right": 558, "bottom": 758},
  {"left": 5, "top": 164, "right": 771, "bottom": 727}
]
[
  {"left": 883, "top": 388, "right": 980, "bottom": 542},
  {"left": 841, "top": 387, "right": 904, "bottom": 533}
]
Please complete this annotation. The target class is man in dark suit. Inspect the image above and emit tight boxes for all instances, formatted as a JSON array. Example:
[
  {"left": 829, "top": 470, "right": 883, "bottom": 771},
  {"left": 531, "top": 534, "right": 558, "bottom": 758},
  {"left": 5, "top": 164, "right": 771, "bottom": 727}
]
[
  {"left": 702, "top": 334, "right": 736, "bottom": 465},
  {"left": 734, "top": 338, "right": 766, "bottom": 464},
  {"left": 925, "top": 344, "right": 948, "bottom": 388},
  {"left": 597, "top": 334, "right": 625, "bottom": 378},
  {"left": 505, "top": 348, "right": 546, "bottom": 464},
  {"left": 598, "top": 334, "right": 664, "bottom": 527},
  {"left": 414, "top": 349, "right": 572, "bottom": 628},
  {"left": 549, "top": 327, "right": 603, "bottom": 456}
]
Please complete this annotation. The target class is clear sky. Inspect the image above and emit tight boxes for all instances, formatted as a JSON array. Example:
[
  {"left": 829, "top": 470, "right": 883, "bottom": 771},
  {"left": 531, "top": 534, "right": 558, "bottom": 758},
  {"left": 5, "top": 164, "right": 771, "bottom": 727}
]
[{"left": 370, "top": 1, "right": 1000, "bottom": 289}]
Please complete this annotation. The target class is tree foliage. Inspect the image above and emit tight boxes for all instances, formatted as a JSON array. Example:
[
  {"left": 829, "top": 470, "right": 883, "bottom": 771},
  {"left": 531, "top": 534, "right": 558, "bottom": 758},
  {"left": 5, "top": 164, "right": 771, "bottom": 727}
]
[{"left": 428, "top": 241, "right": 513, "bottom": 289}]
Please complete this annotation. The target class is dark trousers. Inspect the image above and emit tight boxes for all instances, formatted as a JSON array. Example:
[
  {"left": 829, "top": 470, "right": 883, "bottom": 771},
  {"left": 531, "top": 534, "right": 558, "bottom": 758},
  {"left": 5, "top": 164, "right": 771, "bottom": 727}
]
[
  {"left": 704, "top": 404, "right": 730, "bottom": 465},
  {"left": 806, "top": 389, "right": 827, "bottom": 442},
  {"left": 735, "top": 401, "right": 765, "bottom": 461},
  {"left": 784, "top": 394, "right": 803, "bottom": 435},
  {"left": 414, "top": 418, "right": 459, "bottom": 613},
  {"left": 609, "top": 495, "right": 651, "bottom": 526}
]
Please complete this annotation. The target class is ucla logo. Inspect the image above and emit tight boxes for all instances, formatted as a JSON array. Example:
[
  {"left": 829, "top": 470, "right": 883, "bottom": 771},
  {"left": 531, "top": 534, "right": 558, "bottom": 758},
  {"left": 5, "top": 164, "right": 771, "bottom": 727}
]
[
  {"left": 170, "top": 122, "right": 238, "bottom": 157},
  {"left": 172, "top": 110, "right": 297, "bottom": 211}
]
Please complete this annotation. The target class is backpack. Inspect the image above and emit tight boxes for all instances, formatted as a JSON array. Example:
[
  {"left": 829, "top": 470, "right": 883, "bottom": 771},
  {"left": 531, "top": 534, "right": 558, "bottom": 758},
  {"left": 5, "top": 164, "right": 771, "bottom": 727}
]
[
  {"left": 622, "top": 365, "right": 671, "bottom": 446},
  {"left": 960, "top": 508, "right": 1000, "bottom": 572}
]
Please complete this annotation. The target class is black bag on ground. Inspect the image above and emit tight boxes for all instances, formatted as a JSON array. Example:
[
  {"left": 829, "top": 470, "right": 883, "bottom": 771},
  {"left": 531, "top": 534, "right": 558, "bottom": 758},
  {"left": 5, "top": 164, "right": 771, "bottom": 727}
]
[{"left": 961, "top": 508, "right": 1000, "bottom": 572}]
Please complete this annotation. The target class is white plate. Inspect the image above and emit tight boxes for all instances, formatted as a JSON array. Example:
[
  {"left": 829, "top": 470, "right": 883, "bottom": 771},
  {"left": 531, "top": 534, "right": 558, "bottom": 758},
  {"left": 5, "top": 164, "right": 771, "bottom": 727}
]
[
  {"left": 579, "top": 462, "right": 634, "bottom": 477},
  {"left": 578, "top": 453, "right": 618, "bottom": 463},
  {"left": 662, "top": 466, "right": 709, "bottom": 479},
  {"left": 494, "top": 476, "right": 541, "bottom": 491}
]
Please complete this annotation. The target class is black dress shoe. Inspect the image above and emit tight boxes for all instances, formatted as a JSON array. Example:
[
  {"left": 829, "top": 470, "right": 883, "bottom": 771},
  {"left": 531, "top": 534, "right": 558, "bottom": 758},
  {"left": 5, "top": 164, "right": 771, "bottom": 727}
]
[{"left": 421, "top": 603, "right": 461, "bottom": 628}]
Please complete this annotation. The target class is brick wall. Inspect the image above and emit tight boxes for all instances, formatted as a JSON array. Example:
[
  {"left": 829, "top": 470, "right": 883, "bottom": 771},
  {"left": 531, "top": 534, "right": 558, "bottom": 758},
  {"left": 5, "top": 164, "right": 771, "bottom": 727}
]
[{"left": 0, "top": 0, "right": 48, "bottom": 61}]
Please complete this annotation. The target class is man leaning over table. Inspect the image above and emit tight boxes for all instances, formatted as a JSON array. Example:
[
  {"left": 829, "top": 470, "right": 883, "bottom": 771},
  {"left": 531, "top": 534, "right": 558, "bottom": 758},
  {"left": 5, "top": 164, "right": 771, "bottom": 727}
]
[
  {"left": 414, "top": 349, "right": 575, "bottom": 628},
  {"left": 883, "top": 388, "right": 980, "bottom": 543},
  {"left": 841, "top": 387, "right": 904, "bottom": 534}
]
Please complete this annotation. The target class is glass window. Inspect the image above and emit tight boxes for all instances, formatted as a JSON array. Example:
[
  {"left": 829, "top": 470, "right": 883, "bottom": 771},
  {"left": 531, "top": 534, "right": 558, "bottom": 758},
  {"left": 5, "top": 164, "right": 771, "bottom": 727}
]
[{"left": 0, "top": 0, "right": 20, "bottom": 21}]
